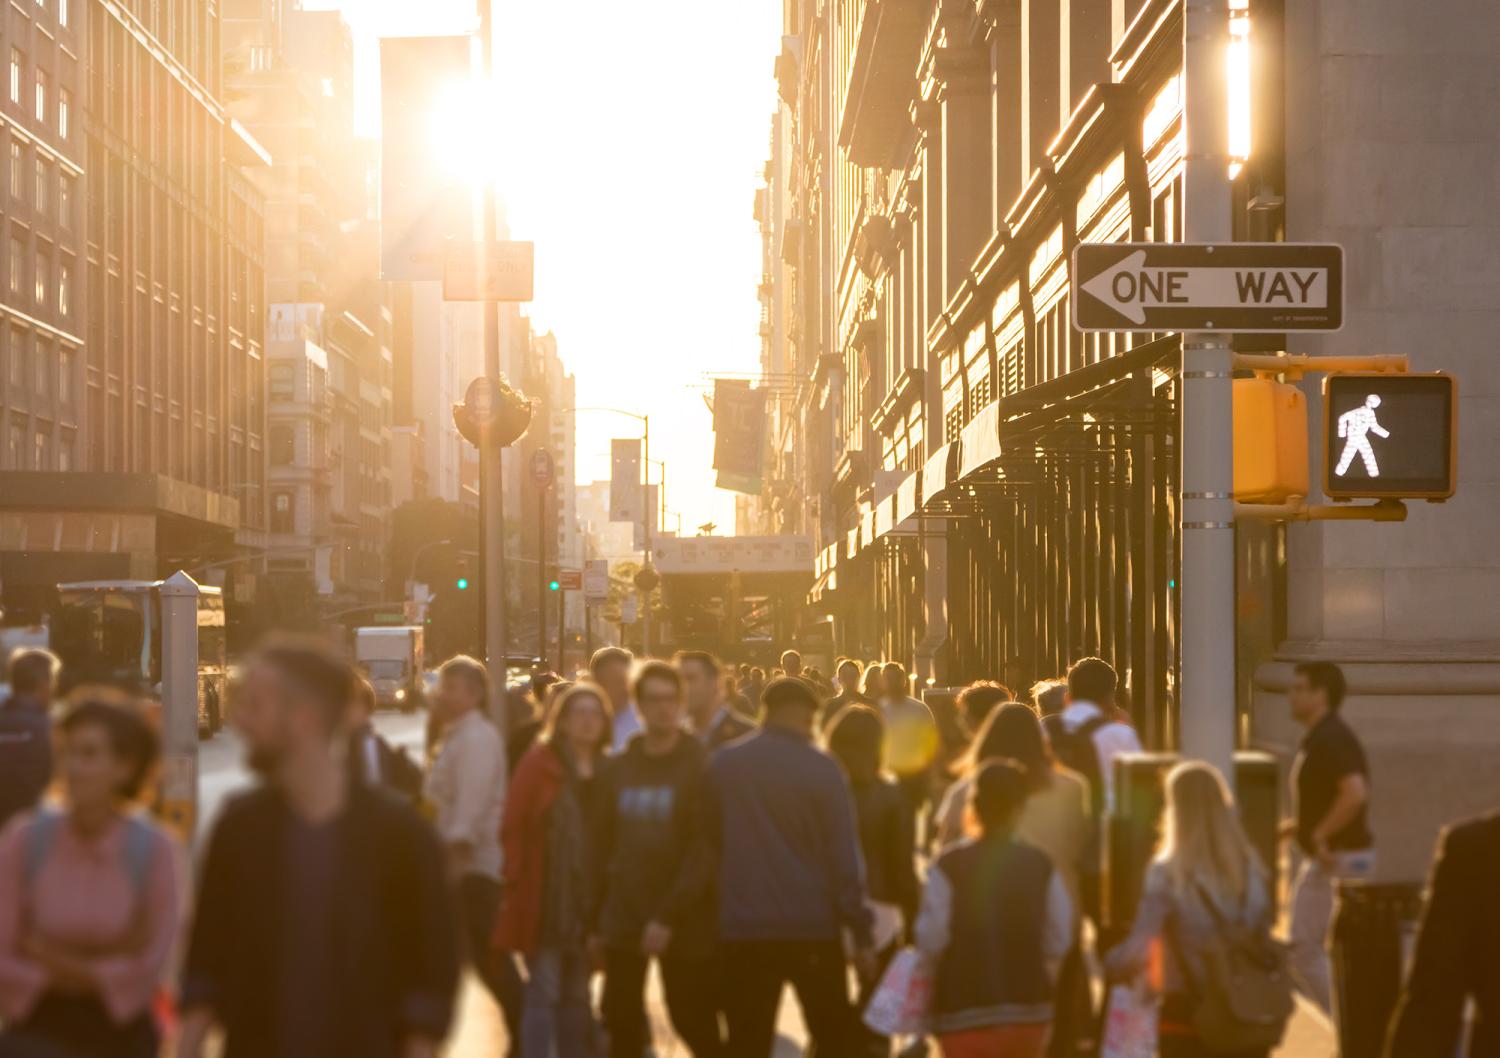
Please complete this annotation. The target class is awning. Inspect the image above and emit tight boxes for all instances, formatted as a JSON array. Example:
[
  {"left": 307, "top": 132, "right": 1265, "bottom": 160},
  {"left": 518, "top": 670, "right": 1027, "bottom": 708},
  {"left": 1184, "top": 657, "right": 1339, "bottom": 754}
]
[
  {"left": 895, "top": 468, "right": 921, "bottom": 524},
  {"left": 874, "top": 491, "right": 896, "bottom": 539},
  {"left": 921, "top": 442, "right": 955, "bottom": 504},
  {"left": 958, "top": 400, "right": 1003, "bottom": 480}
]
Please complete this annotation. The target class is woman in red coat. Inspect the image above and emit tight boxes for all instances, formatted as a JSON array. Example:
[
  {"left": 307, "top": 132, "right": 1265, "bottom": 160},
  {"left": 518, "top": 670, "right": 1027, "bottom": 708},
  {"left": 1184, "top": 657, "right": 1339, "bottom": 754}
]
[{"left": 494, "top": 682, "right": 610, "bottom": 1057}]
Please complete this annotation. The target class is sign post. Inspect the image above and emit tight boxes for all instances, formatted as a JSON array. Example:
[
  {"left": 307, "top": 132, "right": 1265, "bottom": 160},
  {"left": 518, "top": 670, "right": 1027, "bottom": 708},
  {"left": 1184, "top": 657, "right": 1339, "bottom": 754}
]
[
  {"left": 530, "top": 449, "right": 554, "bottom": 660},
  {"left": 159, "top": 571, "right": 200, "bottom": 838}
]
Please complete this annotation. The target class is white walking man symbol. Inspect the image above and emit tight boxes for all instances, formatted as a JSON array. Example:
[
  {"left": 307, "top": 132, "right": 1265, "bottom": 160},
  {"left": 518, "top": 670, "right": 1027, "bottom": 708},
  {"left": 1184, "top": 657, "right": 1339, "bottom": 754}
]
[{"left": 1335, "top": 394, "right": 1390, "bottom": 478}]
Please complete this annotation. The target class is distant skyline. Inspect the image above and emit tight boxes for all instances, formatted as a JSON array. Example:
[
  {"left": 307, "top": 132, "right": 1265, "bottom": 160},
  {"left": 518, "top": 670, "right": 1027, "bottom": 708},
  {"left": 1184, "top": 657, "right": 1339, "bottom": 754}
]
[{"left": 315, "top": 0, "right": 782, "bottom": 533}]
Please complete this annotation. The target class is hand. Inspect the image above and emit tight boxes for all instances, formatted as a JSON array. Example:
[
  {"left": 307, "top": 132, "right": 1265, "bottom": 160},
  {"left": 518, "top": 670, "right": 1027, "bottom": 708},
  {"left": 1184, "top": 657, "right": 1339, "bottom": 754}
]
[
  {"left": 1312, "top": 837, "right": 1338, "bottom": 871},
  {"left": 22, "top": 936, "right": 96, "bottom": 993},
  {"left": 641, "top": 920, "right": 672, "bottom": 957}
]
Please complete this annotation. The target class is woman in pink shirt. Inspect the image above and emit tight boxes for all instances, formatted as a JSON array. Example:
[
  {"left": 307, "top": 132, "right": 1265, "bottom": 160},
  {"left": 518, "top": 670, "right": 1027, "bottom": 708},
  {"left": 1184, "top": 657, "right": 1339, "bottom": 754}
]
[{"left": 0, "top": 699, "right": 181, "bottom": 1058}]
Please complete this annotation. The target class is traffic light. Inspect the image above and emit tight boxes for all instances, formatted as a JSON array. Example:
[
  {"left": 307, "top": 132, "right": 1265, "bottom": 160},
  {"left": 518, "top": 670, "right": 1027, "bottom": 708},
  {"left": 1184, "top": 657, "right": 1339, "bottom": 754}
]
[
  {"left": 1234, "top": 378, "right": 1309, "bottom": 503},
  {"left": 1324, "top": 373, "right": 1457, "bottom": 500},
  {"left": 456, "top": 577, "right": 470, "bottom": 591},
  {"left": 548, "top": 578, "right": 560, "bottom": 592}
]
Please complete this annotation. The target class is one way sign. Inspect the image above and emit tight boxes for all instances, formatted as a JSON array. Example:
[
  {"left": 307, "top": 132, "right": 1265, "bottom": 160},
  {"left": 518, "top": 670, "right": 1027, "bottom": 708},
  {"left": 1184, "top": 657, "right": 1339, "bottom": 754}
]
[{"left": 1071, "top": 242, "right": 1343, "bottom": 333}]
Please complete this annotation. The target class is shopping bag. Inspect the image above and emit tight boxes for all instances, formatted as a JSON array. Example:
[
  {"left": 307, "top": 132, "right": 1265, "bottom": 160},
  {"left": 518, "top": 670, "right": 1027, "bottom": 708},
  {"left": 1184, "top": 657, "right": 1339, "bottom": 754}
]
[
  {"left": 1099, "top": 982, "right": 1158, "bottom": 1058},
  {"left": 863, "top": 948, "right": 934, "bottom": 1037}
]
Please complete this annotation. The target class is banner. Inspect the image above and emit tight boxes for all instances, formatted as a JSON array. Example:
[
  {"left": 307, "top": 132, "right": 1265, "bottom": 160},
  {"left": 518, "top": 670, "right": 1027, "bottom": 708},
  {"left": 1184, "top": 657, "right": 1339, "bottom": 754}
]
[
  {"left": 609, "top": 438, "right": 643, "bottom": 523},
  {"left": 712, "top": 379, "right": 766, "bottom": 495}
]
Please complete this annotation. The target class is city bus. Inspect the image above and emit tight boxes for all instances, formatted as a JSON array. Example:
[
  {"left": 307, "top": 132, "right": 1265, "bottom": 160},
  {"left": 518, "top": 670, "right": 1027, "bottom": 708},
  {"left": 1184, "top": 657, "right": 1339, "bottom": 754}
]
[{"left": 49, "top": 579, "right": 228, "bottom": 738}]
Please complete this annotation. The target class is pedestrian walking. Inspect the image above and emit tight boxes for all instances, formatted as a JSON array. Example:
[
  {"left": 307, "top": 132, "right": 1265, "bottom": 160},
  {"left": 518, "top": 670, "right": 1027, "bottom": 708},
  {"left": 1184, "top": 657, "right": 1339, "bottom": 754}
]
[
  {"left": 1030, "top": 679, "right": 1067, "bottom": 747},
  {"left": 742, "top": 667, "right": 767, "bottom": 711},
  {"left": 495, "top": 682, "right": 610, "bottom": 1058},
  {"left": 1386, "top": 809, "right": 1500, "bottom": 1057},
  {"left": 679, "top": 650, "right": 754, "bottom": 752},
  {"left": 1105, "top": 762, "right": 1282, "bottom": 1058},
  {"left": 592, "top": 661, "right": 723, "bottom": 1058},
  {"left": 348, "top": 676, "right": 424, "bottom": 801},
  {"left": 0, "top": 699, "right": 180, "bottom": 1058},
  {"left": 592, "top": 647, "right": 640, "bottom": 753},
  {"left": 825, "top": 703, "right": 919, "bottom": 1058},
  {"left": 0, "top": 649, "right": 57, "bottom": 829},
  {"left": 861, "top": 663, "right": 885, "bottom": 703},
  {"left": 1281, "top": 660, "right": 1373, "bottom": 1016},
  {"left": 878, "top": 662, "right": 940, "bottom": 818},
  {"left": 425, "top": 655, "right": 527, "bottom": 1050},
  {"left": 1050, "top": 657, "right": 1141, "bottom": 817},
  {"left": 915, "top": 759, "right": 1074, "bottom": 1058},
  {"left": 780, "top": 650, "right": 804, "bottom": 680},
  {"left": 817, "top": 658, "right": 873, "bottom": 732},
  {"left": 178, "top": 640, "right": 459, "bottom": 1058},
  {"left": 706, "top": 676, "right": 873, "bottom": 1057}
]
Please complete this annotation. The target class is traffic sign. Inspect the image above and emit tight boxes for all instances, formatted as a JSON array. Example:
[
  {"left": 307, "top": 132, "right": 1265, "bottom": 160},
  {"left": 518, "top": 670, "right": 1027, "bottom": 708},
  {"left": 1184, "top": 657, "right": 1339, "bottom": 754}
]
[
  {"left": 558, "top": 569, "right": 583, "bottom": 591},
  {"left": 530, "top": 449, "right": 555, "bottom": 489},
  {"left": 443, "top": 240, "right": 535, "bottom": 302},
  {"left": 1323, "top": 373, "right": 1456, "bottom": 500},
  {"left": 1072, "top": 243, "right": 1343, "bottom": 333},
  {"left": 583, "top": 559, "right": 609, "bottom": 601}
]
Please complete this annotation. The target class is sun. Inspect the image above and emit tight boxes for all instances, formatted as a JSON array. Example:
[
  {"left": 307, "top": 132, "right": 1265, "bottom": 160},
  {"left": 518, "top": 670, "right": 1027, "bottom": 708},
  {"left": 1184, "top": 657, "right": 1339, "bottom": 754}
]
[{"left": 427, "top": 77, "right": 505, "bottom": 190}]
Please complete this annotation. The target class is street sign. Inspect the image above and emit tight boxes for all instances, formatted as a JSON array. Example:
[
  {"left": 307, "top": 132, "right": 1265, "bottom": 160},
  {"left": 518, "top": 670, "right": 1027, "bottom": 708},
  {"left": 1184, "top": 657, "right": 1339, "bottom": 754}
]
[
  {"left": 583, "top": 559, "right": 610, "bottom": 601},
  {"left": 558, "top": 569, "right": 582, "bottom": 591},
  {"left": 1323, "top": 373, "right": 1457, "bottom": 500},
  {"left": 1072, "top": 242, "right": 1344, "bottom": 333},
  {"left": 443, "top": 240, "right": 535, "bottom": 302},
  {"left": 529, "top": 449, "right": 555, "bottom": 489}
]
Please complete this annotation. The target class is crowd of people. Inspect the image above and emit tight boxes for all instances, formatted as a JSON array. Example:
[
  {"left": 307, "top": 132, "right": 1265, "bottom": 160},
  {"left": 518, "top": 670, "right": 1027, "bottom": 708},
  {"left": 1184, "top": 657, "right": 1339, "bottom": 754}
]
[{"left": 0, "top": 636, "right": 1487, "bottom": 1058}]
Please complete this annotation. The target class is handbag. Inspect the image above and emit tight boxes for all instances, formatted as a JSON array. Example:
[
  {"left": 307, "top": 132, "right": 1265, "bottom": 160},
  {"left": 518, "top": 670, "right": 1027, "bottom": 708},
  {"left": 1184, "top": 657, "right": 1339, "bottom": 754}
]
[
  {"left": 1172, "top": 882, "right": 1294, "bottom": 1053},
  {"left": 862, "top": 947, "right": 934, "bottom": 1037},
  {"left": 1099, "top": 981, "right": 1159, "bottom": 1058}
]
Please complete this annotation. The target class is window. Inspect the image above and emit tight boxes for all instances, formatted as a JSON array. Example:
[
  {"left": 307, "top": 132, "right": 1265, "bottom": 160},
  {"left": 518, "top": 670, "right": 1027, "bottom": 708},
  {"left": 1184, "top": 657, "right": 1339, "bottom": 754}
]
[
  {"left": 34, "top": 341, "right": 48, "bottom": 395},
  {"left": 59, "top": 0, "right": 68, "bottom": 27},
  {"left": 58, "top": 260, "right": 71, "bottom": 316},
  {"left": 34, "top": 250, "right": 47, "bottom": 306},
  {"left": 271, "top": 424, "right": 295, "bottom": 465},
  {"left": 34, "top": 158, "right": 47, "bottom": 216},
  {"left": 58, "top": 89, "right": 69, "bottom": 140},
  {"left": 9, "top": 50, "right": 20, "bottom": 106},
  {"left": 8, "top": 328, "right": 23, "bottom": 385},
  {"left": 6, "top": 424, "right": 21, "bottom": 468},
  {"left": 269, "top": 362, "right": 296, "bottom": 401},
  {"left": 59, "top": 348, "right": 72, "bottom": 402},
  {"left": 34, "top": 70, "right": 46, "bottom": 123},
  {"left": 8, "top": 142, "right": 20, "bottom": 200},
  {"left": 57, "top": 174, "right": 71, "bottom": 226},
  {"left": 58, "top": 431, "right": 73, "bottom": 471},
  {"left": 270, "top": 491, "right": 295, "bottom": 534},
  {"left": 8, "top": 234, "right": 23, "bottom": 296},
  {"left": 33, "top": 429, "right": 47, "bottom": 470}
]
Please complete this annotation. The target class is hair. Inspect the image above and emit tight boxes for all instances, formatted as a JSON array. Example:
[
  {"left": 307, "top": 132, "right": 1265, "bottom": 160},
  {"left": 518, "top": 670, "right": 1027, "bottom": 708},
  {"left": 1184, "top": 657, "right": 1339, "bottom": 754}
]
[
  {"left": 1066, "top": 656, "right": 1117, "bottom": 707},
  {"left": 354, "top": 676, "right": 377, "bottom": 714},
  {"left": 957, "top": 680, "right": 1012, "bottom": 732},
  {"left": 1030, "top": 678, "right": 1068, "bottom": 717},
  {"left": 439, "top": 654, "right": 490, "bottom": 702},
  {"left": 259, "top": 638, "right": 358, "bottom": 731},
  {"left": 780, "top": 649, "right": 801, "bottom": 663},
  {"left": 7, "top": 648, "right": 59, "bottom": 697},
  {"left": 762, "top": 676, "right": 819, "bottom": 713},
  {"left": 966, "top": 701, "right": 1053, "bottom": 792},
  {"left": 674, "top": 650, "right": 721, "bottom": 679},
  {"left": 1293, "top": 660, "right": 1347, "bottom": 710},
  {"left": 589, "top": 646, "right": 633, "bottom": 678},
  {"left": 632, "top": 659, "right": 683, "bottom": 702},
  {"left": 60, "top": 699, "right": 161, "bottom": 800},
  {"left": 1156, "top": 761, "right": 1263, "bottom": 902},
  {"left": 827, "top": 704, "right": 885, "bottom": 785},
  {"left": 882, "top": 661, "right": 908, "bottom": 680},
  {"left": 836, "top": 657, "right": 861, "bottom": 679},
  {"left": 860, "top": 665, "right": 885, "bottom": 698},
  {"left": 971, "top": 759, "right": 1029, "bottom": 834},
  {"left": 542, "top": 681, "right": 612, "bottom": 753},
  {"left": 531, "top": 671, "right": 561, "bottom": 703}
]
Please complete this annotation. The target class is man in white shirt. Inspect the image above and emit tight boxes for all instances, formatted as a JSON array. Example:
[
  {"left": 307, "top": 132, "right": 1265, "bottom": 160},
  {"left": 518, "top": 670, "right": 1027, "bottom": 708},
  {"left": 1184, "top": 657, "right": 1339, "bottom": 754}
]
[
  {"left": 591, "top": 646, "right": 640, "bottom": 751},
  {"left": 424, "top": 655, "right": 522, "bottom": 1051},
  {"left": 1055, "top": 656, "right": 1141, "bottom": 815}
]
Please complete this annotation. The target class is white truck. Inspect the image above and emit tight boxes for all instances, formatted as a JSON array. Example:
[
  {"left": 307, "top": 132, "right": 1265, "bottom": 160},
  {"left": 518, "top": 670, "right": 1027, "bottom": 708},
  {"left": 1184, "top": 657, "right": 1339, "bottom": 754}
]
[{"left": 355, "top": 625, "right": 425, "bottom": 712}]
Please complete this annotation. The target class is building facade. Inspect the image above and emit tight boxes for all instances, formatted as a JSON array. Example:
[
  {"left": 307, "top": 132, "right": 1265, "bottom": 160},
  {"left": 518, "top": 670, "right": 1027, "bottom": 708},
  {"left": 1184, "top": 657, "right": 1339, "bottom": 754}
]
[
  {"left": 765, "top": 0, "right": 1500, "bottom": 873},
  {"left": 0, "top": 0, "right": 269, "bottom": 621}
]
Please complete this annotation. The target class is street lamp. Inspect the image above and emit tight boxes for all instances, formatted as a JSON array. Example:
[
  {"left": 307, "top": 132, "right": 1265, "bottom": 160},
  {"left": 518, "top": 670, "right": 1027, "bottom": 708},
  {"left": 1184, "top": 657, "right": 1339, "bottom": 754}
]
[{"left": 406, "top": 538, "right": 454, "bottom": 594}]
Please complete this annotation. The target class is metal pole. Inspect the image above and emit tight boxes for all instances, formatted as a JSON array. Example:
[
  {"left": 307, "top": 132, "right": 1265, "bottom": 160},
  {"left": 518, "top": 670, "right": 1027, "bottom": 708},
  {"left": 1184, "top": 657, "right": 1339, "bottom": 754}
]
[
  {"left": 640, "top": 415, "right": 652, "bottom": 657},
  {"left": 557, "top": 586, "right": 566, "bottom": 674},
  {"left": 477, "top": 0, "right": 508, "bottom": 746},
  {"left": 1178, "top": 0, "right": 1236, "bottom": 782},
  {"left": 159, "top": 572, "right": 201, "bottom": 839},
  {"left": 537, "top": 483, "right": 547, "bottom": 657},
  {"left": 584, "top": 599, "right": 594, "bottom": 665}
]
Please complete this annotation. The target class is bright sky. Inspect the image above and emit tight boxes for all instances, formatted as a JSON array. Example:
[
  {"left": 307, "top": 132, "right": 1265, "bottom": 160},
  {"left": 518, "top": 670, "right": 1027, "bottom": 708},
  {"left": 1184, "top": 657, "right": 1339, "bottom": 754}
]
[{"left": 313, "top": 0, "right": 783, "bottom": 534}]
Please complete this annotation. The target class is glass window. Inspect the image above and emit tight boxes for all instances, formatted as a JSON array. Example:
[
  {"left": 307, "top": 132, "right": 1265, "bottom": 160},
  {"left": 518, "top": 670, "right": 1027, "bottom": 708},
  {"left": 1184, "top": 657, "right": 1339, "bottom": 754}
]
[
  {"left": 34, "top": 250, "right": 47, "bottom": 306},
  {"left": 8, "top": 142, "right": 21, "bottom": 199},
  {"left": 58, "top": 89, "right": 69, "bottom": 140},
  {"left": 58, "top": 0, "right": 68, "bottom": 27},
  {"left": 8, "top": 234, "right": 23, "bottom": 296},
  {"left": 58, "top": 431, "right": 73, "bottom": 471},
  {"left": 9, "top": 50, "right": 20, "bottom": 106},
  {"left": 58, "top": 173, "right": 71, "bottom": 226},
  {"left": 8, "top": 328, "right": 23, "bottom": 385},
  {"left": 33, "top": 429, "right": 47, "bottom": 470},
  {"left": 34, "top": 341, "right": 47, "bottom": 394},
  {"left": 34, "top": 158, "right": 47, "bottom": 216},
  {"left": 270, "top": 491, "right": 295, "bottom": 534},
  {"left": 58, "top": 260, "right": 71, "bottom": 316},
  {"left": 6, "top": 424, "right": 21, "bottom": 468},
  {"left": 59, "top": 348, "right": 72, "bottom": 403},
  {"left": 34, "top": 69, "right": 46, "bottom": 123}
]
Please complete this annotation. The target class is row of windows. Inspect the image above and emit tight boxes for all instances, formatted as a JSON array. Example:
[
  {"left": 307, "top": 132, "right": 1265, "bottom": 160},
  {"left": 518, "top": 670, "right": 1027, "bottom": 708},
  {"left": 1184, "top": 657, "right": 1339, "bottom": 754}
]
[
  {"left": 4, "top": 327, "right": 76, "bottom": 403},
  {"left": 6, "top": 229, "right": 73, "bottom": 319},
  {"left": 4, "top": 420, "right": 75, "bottom": 471},
  {"left": 8, "top": 49, "right": 71, "bottom": 140},
  {"left": 7, "top": 139, "right": 77, "bottom": 226}
]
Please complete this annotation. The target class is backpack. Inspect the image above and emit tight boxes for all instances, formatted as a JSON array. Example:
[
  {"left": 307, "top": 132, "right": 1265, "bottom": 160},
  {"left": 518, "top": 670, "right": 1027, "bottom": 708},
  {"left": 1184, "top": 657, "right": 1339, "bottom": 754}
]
[
  {"left": 24, "top": 808, "right": 157, "bottom": 900},
  {"left": 1049, "top": 714, "right": 1109, "bottom": 817},
  {"left": 1174, "top": 882, "right": 1294, "bottom": 1053}
]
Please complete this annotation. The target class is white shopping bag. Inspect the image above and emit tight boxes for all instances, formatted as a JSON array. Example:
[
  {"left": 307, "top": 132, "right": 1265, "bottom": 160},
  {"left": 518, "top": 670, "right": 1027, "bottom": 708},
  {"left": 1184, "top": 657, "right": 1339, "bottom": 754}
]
[
  {"left": 862, "top": 948, "right": 934, "bottom": 1037},
  {"left": 1099, "top": 982, "right": 1159, "bottom": 1058}
]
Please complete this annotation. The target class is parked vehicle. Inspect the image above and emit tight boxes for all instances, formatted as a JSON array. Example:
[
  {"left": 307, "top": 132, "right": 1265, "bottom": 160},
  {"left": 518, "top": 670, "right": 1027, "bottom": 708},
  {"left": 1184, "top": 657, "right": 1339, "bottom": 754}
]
[{"left": 356, "top": 625, "right": 425, "bottom": 711}]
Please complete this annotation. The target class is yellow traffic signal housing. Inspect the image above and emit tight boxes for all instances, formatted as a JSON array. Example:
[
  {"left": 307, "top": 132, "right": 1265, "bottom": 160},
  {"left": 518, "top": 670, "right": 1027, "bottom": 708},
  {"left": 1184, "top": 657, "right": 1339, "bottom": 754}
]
[{"left": 1234, "top": 378, "right": 1309, "bottom": 503}]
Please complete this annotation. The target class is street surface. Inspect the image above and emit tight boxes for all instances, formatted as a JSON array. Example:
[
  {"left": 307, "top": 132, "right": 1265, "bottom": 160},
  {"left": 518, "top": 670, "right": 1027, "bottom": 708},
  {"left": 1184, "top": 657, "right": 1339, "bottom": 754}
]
[{"left": 196, "top": 715, "right": 1332, "bottom": 1057}]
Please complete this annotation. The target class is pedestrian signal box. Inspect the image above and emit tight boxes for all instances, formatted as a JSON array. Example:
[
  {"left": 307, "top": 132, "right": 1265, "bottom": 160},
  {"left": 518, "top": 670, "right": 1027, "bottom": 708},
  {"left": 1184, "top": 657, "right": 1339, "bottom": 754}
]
[
  {"left": 1234, "top": 379, "right": 1309, "bottom": 504},
  {"left": 1323, "top": 373, "right": 1456, "bottom": 500}
]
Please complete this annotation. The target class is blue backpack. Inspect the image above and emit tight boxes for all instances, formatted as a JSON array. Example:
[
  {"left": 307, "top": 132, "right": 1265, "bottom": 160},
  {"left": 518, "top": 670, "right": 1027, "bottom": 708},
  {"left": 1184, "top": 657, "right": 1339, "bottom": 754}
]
[{"left": 24, "top": 809, "right": 157, "bottom": 900}]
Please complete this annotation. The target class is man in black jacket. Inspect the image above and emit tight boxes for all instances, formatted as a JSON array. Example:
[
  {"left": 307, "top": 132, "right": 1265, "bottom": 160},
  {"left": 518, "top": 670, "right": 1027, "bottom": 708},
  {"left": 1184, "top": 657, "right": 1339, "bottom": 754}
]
[
  {"left": 1386, "top": 810, "right": 1500, "bottom": 1057},
  {"left": 679, "top": 650, "right": 754, "bottom": 752},
  {"left": 179, "top": 640, "right": 460, "bottom": 1058},
  {"left": 591, "top": 660, "right": 723, "bottom": 1057},
  {"left": 348, "top": 676, "right": 424, "bottom": 801},
  {"left": 0, "top": 648, "right": 57, "bottom": 828}
]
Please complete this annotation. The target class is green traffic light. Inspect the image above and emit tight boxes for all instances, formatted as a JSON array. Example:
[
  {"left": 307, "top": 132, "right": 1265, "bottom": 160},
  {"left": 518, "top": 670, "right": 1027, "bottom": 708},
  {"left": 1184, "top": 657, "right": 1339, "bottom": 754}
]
[
  {"left": 548, "top": 580, "right": 560, "bottom": 592},
  {"left": 456, "top": 577, "right": 470, "bottom": 590}
]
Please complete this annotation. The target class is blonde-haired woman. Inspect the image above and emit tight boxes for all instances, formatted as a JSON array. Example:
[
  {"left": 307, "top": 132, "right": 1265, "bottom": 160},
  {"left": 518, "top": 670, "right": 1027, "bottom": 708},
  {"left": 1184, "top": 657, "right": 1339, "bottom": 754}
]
[{"left": 1104, "top": 762, "right": 1274, "bottom": 1058}]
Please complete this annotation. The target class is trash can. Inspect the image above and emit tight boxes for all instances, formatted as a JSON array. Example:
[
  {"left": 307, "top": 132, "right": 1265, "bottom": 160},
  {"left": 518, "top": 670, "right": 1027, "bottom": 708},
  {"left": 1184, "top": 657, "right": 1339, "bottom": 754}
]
[{"left": 1330, "top": 880, "right": 1424, "bottom": 1058}]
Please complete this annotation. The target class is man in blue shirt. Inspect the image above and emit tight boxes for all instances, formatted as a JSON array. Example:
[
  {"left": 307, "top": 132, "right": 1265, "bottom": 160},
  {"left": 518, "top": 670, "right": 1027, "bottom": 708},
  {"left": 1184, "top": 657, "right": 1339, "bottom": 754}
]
[{"left": 706, "top": 676, "right": 873, "bottom": 1057}]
